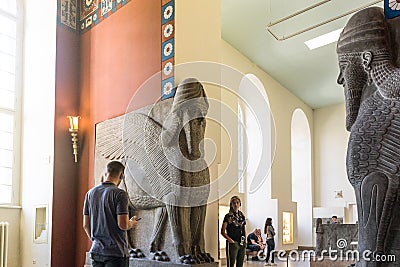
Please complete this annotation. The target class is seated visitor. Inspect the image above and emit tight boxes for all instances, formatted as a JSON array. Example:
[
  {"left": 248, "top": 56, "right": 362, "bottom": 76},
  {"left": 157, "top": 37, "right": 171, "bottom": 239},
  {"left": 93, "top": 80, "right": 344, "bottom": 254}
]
[
  {"left": 247, "top": 228, "right": 264, "bottom": 261},
  {"left": 331, "top": 215, "right": 340, "bottom": 224}
]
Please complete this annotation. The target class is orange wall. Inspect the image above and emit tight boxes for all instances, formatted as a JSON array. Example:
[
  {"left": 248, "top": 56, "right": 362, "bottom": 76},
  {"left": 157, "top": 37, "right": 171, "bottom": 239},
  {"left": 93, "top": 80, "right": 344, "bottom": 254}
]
[
  {"left": 54, "top": 1, "right": 161, "bottom": 266},
  {"left": 83, "top": 1, "right": 162, "bottom": 124},
  {"left": 76, "top": 1, "right": 161, "bottom": 266},
  {"left": 53, "top": 27, "right": 81, "bottom": 267}
]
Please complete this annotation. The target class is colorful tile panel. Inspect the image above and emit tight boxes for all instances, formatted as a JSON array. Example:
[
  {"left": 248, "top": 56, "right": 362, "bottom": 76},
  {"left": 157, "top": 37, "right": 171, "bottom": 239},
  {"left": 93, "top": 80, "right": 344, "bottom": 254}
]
[
  {"left": 161, "top": 0, "right": 175, "bottom": 100},
  {"left": 80, "top": 0, "right": 98, "bottom": 20},
  {"left": 79, "top": 0, "right": 130, "bottom": 33},
  {"left": 60, "top": 0, "right": 78, "bottom": 30},
  {"left": 162, "top": 77, "right": 175, "bottom": 100},
  {"left": 162, "top": 58, "right": 174, "bottom": 80},
  {"left": 161, "top": 19, "right": 174, "bottom": 43},
  {"left": 385, "top": 0, "right": 400, "bottom": 19},
  {"left": 59, "top": 0, "right": 175, "bottom": 101}
]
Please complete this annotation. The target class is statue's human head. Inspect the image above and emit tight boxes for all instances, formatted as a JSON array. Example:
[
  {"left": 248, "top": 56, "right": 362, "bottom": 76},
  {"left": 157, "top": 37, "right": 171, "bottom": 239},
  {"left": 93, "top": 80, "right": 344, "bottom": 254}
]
[
  {"left": 172, "top": 77, "right": 209, "bottom": 117},
  {"left": 336, "top": 7, "right": 391, "bottom": 130},
  {"left": 172, "top": 78, "right": 209, "bottom": 157}
]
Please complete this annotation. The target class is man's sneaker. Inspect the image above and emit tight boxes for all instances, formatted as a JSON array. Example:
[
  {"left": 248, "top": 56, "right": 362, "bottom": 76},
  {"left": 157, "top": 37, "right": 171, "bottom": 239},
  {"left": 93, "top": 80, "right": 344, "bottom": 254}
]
[
  {"left": 264, "top": 263, "right": 271, "bottom": 266},
  {"left": 271, "top": 263, "right": 277, "bottom": 266}
]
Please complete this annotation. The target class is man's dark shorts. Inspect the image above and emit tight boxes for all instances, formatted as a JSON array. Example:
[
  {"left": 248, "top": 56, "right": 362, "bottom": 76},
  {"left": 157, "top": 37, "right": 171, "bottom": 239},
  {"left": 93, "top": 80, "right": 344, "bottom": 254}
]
[{"left": 247, "top": 244, "right": 261, "bottom": 251}]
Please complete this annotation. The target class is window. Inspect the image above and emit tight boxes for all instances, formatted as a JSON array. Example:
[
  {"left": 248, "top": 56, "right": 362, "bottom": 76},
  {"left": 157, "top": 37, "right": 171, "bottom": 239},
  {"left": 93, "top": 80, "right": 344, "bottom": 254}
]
[{"left": 0, "top": 0, "right": 21, "bottom": 204}]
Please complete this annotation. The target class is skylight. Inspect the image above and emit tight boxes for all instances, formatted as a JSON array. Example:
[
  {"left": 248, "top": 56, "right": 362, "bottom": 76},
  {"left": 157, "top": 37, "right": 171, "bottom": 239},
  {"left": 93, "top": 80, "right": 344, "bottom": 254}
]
[{"left": 304, "top": 28, "right": 343, "bottom": 50}]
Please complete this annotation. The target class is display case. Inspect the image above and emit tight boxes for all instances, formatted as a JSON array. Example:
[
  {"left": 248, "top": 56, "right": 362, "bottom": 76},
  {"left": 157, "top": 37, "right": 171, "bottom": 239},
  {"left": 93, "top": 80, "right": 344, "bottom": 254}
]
[
  {"left": 282, "top": 212, "right": 293, "bottom": 244},
  {"left": 34, "top": 205, "right": 48, "bottom": 243}
]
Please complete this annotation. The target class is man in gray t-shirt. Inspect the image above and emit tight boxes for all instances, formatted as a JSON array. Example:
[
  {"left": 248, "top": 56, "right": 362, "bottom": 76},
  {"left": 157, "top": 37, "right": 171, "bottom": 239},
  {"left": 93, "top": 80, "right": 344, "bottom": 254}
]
[{"left": 83, "top": 161, "right": 138, "bottom": 267}]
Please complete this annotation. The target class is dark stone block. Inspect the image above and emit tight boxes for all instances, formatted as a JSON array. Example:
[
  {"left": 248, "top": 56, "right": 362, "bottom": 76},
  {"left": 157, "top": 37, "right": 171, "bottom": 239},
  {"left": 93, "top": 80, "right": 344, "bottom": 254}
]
[
  {"left": 315, "top": 224, "right": 358, "bottom": 254},
  {"left": 129, "top": 258, "right": 218, "bottom": 267}
]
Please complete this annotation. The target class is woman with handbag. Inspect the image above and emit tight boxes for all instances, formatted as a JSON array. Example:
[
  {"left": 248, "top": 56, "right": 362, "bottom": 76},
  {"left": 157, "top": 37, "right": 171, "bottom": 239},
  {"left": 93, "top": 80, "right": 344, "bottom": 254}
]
[{"left": 221, "top": 196, "right": 246, "bottom": 267}]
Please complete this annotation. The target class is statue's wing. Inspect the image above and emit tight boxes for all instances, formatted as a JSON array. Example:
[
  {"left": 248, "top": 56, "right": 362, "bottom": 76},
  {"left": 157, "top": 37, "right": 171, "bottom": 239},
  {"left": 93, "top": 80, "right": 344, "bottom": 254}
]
[
  {"left": 96, "top": 115, "right": 125, "bottom": 160},
  {"left": 123, "top": 112, "right": 178, "bottom": 201},
  {"left": 96, "top": 112, "right": 179, "bottom": 203}
]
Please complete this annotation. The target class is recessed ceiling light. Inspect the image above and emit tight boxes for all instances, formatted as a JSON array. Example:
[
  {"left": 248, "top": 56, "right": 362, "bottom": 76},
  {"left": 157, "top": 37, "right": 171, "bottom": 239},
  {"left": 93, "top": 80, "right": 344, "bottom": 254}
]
[{"left": 304, "top": 28, "right": 343, "bottom": 50}]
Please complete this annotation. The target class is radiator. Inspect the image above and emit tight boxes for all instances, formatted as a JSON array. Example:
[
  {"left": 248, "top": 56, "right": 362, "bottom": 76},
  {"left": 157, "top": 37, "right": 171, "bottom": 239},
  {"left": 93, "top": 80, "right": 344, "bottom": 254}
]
[{"left": 0, "top": 222, "right": 8, "bottom": 267}]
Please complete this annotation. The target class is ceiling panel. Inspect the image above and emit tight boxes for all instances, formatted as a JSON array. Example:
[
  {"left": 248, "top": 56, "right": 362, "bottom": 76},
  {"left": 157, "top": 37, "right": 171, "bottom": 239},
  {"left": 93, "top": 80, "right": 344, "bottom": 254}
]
[{"left": 221, "top": 0, "right": 383, "bottom": 109}]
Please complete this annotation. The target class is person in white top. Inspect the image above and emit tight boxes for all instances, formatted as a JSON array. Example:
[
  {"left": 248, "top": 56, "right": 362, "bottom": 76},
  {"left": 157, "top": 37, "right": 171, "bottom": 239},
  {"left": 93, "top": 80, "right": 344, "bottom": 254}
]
[{"left": 264, "top": 218, "right": 276, "bottom": 266}]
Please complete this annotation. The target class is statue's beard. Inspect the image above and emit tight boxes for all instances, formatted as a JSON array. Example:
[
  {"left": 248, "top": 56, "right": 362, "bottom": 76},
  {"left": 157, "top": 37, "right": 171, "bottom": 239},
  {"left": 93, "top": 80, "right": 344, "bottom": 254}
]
[{"left": 345, "top": 88, "right": 363, "bottom": 131}]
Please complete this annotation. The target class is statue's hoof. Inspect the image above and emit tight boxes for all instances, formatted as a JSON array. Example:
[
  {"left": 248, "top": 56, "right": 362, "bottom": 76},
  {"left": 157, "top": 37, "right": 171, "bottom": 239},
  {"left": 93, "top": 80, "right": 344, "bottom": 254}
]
[
  {"left": 129, "top": 248, "right": 146, "bottom": 258},
  {"left": 180, "top": 253, "right": 214, "bottom": 264},
  {"left": 179, "top": 254, "right": 196, "bottom": 264},
  {"left": 152, "top": 251, "right": 170, "bottom": 261},
  {"left": 193, "top": 254, "right": 205, "bottom": 264},
  {"left": 203, "top": 252, "right": 214, "bottom": 262},
  {"left": 193, "top": 252, "right": 214, "bottom": 263}
]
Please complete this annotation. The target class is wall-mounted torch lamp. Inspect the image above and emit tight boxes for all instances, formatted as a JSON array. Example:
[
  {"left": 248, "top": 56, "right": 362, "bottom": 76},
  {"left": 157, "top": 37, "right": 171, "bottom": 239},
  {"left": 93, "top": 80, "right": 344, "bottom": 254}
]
[{"left": 67, "top": 116, "right": 80, "bottom": 162}]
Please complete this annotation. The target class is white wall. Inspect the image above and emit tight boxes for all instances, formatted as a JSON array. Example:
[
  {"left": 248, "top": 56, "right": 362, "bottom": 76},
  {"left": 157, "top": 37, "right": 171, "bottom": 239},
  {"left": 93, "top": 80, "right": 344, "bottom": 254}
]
[
  {"left": 313, "top": 103, "right": 355, "bottom": 222},
  {"left": 291, "top": 109, "right": 312, "bottom": 246},
  {"left": 20, "top": 0, "right": 56, "bottom": 266}
]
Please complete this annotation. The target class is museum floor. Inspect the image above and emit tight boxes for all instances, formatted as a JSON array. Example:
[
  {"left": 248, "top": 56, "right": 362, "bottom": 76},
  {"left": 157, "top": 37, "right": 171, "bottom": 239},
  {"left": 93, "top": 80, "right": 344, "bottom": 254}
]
[
  {"left": 219, "top": 260, "right": 308, "bottom": 266},
  {"left": 219, "top": 258, "right": 354, "bottom": 266}
]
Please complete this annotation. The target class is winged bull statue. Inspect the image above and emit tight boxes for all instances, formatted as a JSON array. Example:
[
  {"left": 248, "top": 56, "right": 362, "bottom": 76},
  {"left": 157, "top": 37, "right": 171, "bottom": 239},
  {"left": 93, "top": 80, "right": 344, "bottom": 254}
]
[{"left": 96, "top": 78, "right": 214, "bottom": 264}]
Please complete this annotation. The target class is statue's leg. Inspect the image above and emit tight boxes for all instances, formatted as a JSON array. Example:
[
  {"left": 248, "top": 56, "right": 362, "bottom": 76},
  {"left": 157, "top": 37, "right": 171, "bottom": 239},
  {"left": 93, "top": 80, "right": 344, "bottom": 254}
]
[
  {"left": 127, "top": 204, "right": 136, "bottom": 248},
  {"left": 180, "top": 206, "right": 191, "bottom": 255},
  {"left": 164, "top": 191, "right": 185, "bottom": 256},
  {"left": 356, "top": 172, "right": 388, "bottom": 267},
  {"left": 190, "top": 205, "right": 206, "bottom": 255},
  {"left": 150, "top": 206, "right": 168, "bottom": 252},
  {"left": 376, "top": 178, "right": 398, "bottom": 255}
]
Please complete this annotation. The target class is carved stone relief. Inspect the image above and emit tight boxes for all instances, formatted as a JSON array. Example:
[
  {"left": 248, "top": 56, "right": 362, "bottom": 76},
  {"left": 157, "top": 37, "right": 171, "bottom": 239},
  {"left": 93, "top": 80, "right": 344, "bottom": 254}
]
[{"left": 95, "top": 78, "right": 216, "bottom": 266}]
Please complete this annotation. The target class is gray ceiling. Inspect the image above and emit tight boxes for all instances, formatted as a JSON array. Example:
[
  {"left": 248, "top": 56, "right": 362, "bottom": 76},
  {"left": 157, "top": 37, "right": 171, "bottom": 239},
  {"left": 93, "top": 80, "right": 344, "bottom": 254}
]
[{"left": 221, "top": 0, "right": 383, "bottom": 109}]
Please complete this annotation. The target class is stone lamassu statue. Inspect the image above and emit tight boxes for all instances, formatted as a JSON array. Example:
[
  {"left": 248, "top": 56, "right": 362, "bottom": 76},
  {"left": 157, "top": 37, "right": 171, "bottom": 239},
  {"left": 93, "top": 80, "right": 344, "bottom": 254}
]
[
  {"left": 96, "top": 78, "right": 213, "bottom": 264},
  {"left": 337, "top": 7, "right": 400, "bottom": 266}
]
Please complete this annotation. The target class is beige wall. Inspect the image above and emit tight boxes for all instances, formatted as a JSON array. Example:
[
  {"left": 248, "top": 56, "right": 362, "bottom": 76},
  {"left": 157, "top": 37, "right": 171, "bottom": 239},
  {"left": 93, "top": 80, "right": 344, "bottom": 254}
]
[
  {"left": 313, "top": 103, "right": 354, "bottom": 218},
  {"left": 221, "top": 40, "right": 314, "bottom": 250},
  {"left": 175, "top": 0, "right": 222, "bottom": 259},
  {"left": 0, "top": 208, "right": 21, "bottom": 267},
  {"left": 175, "top": 0, "right": 315, "bottom": 253}
]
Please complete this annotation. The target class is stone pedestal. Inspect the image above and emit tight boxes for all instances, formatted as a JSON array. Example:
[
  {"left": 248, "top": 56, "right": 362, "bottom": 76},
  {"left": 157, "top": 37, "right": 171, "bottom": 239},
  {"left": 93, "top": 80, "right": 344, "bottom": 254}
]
[
  {"left": 315, "top": 224, "right": 358, "bottom": 254},
  {"left": 130, "top": 258, "right": 218, "bottom": 267},
  {"left": 310, "top": 259, "right": 355, "bottom": 267},
  {"left": 85, "top": 252, "right": 218, "bottom": 267}
]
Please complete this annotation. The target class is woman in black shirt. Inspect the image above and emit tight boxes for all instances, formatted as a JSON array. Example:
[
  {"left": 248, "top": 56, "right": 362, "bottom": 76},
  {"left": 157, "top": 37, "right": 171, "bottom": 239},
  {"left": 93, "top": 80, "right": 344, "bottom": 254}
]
[{"left": 220, "top": 196, "right": 246, "bottom": 267}]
